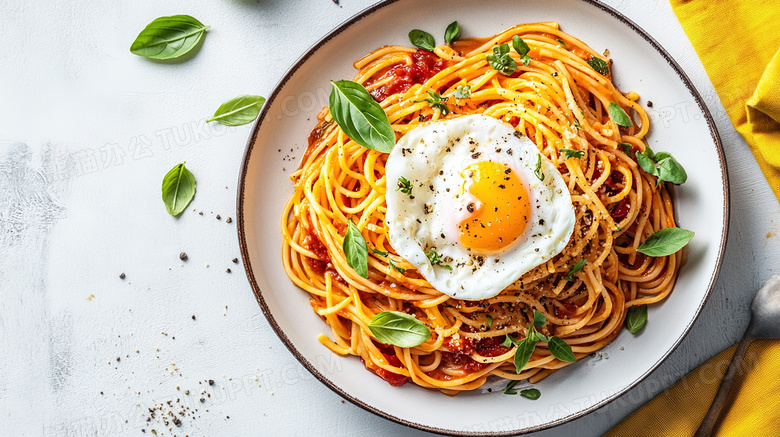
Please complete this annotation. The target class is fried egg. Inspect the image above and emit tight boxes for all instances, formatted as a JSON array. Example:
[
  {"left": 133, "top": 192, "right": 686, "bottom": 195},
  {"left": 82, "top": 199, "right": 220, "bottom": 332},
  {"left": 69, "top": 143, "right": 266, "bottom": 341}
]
[{"left": 384, "top": 115, "right": 575, "bottom": 300}]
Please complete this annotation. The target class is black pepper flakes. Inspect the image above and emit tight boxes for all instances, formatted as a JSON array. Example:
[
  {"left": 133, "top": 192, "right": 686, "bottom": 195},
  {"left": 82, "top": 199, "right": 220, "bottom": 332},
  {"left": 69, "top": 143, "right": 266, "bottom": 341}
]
[
  {"left": 232, "top": 258, "right": 239, "bottom": 264},
  {"left": 119, "top": 273, "right": 126, "bottom": 279},
  {"left": 216, "top": 215, "right": 221, "bottom": 220},
  {"left": 226, "top": 268, "right": 231, "bottom": 273}
]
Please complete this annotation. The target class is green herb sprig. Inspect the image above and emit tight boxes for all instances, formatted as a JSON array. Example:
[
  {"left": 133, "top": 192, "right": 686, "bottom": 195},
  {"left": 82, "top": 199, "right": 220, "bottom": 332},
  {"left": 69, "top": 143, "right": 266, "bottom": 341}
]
[
  {"left": 635, "top": 146, "right": 688, "bottom": 185},
  {"left": 487, "top": 43, "right": 517, "bottom": 76},
  {"left": 368, "top": 311, "right": 431, "bottom": 347},
  {"left": 415, "top": 90, "right": 450, "bottom": 115},
  {"left": 504, "top": 311, "right": 577, "bottom": 374}
]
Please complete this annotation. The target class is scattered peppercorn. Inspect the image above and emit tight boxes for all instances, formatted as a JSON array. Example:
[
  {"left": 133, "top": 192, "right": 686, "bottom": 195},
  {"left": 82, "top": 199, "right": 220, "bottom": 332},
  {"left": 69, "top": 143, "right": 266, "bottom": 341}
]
[
  {"left": 179, "top": 252, "right": 188, "bottom": 261},
  {"left": 226, "top": 268, "right": 231, "bottom": 273},
  {"left": 232, "top": 258, "right": 239, "bottom": 264},
  {"left": 191, "top": 315, "right": 196, "bottom": 320},
  {"left": 208, "top": 380, "right": 214, "bottom": 386},
  {"left": 216, "top": 215, "right": 221, "bottom": 220},
  {"left": 226, "top": 217, "right": 232, "bottom": 223},
  {"left": 119, "top": 273, "right": 125, "bottom": 279}
]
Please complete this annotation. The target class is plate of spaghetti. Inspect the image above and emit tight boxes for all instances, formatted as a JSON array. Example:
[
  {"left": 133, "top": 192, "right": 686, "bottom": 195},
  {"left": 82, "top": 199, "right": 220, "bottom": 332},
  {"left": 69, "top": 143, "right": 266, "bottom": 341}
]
[{"left": 237, "top": 0, "right": 728, "bottom": 434}]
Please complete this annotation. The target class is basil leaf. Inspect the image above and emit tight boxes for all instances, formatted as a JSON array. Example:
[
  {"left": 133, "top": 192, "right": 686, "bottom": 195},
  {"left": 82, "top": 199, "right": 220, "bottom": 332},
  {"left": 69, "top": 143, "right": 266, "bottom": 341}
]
[
  {"left": 587, "top": 56, "right": 610, "bottom": 76},
  {"left": 130, "top": 15, "right": 209, "bottom": 60},
  {"left": 162, "top": 163, "right": 196, "bottom": 216},
  {"left": 657, "top": 155, "right": 688, "bottom": 184},
  {"left": 637, "top": 228, "right": 694, "bottom": 257},
  {"left": 502, "top": 335, "right": 516, "bottom": 347},
  {"left": 343, "top": 219, "right": 368, "bottom": 278},
  {"left": 563, "top": 259, "right": 586, "bottom": 282},
  {"left": 329, "top": 80, "right": 395, "bottom": 153},
  {"left": 533, "top": 311, "right": 546, "bottom": 328},
  {"left": 618, "top": 142, "right": 633, "bottom": 155},
  {"left": 370, "top": 248, "right": 389, "bottom": 257},
  {"left": 528, "top": 330, "right": 550, "bottom": 343},
  {"left": 626, "top": 304, "right": 648, "bottom": 334},
  {"left": 368, "top": 310, "right": 431, "bottom": 347},
  {"left": 454, "top": 85, "right": 471, "bottom": 99},
  {"left": 207, "top": 95, "right": 265, "bottom": 126},
  {"left": 608, "top": 102, "right": 633, "bottom": 127},
  {"left": 520, "top": 388, "right": 541, "bottom": 400},
  {"left": 512, "top": 35, "right": 530, "bottom": 56},
  {"left": 486, "top": 314, "right": 493, "bottom": 328},
  {"left": 534, "top": 155, "right": 544, "bottom": 181},
  {"left": 560, "top": 148, "right": 584, "bottom": 160},
  {"left": 514, "top": 338, "right": 536, "bottom": 373},
  {"left": 409, "top": 29, "right": 435, "bottom": 51},
  {"left": 636, "top": 148, "right": 659, "bottom": 177},
  {"left": 548, "top": 336, "right": 577, "bottom": 362},
  {"left": 444, "top": 21, "right": 460, "bottom": 45},
  {"left": 487, "top": 43, "right": 517, "bottom": 76},
  {"left": 503, "top": 380, "right": 518, "bottom": 395}
]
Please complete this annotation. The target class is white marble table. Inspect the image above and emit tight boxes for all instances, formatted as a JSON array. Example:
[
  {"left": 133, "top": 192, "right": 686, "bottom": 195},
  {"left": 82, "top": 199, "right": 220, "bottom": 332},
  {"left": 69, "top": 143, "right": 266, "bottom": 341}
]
[{"left": 2, "top": 0, "right": 778, "bottom": 435}]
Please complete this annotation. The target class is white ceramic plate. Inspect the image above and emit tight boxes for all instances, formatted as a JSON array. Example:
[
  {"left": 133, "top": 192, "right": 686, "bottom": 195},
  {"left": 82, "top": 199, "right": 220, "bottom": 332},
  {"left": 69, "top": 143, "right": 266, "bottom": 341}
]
[{"left": 237, "top": 0, "right": 729, "bottom": 434}]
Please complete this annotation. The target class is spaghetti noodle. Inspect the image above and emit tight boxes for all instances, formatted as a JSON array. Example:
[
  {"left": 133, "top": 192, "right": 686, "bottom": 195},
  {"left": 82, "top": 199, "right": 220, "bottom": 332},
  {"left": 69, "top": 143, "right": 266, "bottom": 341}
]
[{"left": 281, "top": 22, "right": 682, "bottom": 393}]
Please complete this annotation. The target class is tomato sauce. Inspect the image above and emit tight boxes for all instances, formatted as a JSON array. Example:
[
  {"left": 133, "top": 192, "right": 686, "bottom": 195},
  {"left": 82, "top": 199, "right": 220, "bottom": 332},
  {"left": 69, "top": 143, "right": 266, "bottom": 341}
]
[
  {"left": 369, "top": 50, "right": 448, "bottom": 102},
  {"left": 362, "top": 343, "right": 410, "bottom": 386},
  {"left": 611, "top": 198, "right": 630, "bottom": 220}
]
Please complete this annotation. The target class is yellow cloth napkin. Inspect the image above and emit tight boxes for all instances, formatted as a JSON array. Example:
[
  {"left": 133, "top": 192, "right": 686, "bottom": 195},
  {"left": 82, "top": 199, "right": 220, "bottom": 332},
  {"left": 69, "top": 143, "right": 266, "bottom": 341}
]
[
  {"left": 608, "top": 1, "right": 780, "bottom": 435},
  {"left": 607, "top": 340, "right": 780, "bottom": 436}
]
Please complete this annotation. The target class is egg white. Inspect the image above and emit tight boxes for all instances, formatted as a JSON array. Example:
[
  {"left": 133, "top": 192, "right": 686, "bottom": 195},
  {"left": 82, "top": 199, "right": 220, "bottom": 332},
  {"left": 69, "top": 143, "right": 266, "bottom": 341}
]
[{"left": 384, "top": 115, "right": 575, "bottom": 300}]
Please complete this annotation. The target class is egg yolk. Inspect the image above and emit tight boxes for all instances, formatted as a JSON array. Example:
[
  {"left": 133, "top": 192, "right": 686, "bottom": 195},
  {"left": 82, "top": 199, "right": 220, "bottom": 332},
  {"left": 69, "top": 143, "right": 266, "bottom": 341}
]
[{"left": 458, "top": 161, "right": 530, "bottom": 252}]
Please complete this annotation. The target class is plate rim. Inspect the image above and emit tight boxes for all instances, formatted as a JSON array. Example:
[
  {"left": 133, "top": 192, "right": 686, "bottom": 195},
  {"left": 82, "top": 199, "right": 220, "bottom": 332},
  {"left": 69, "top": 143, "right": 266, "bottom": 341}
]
[{"left": 236, "top": 0, "right": 730, "bottom": 434}]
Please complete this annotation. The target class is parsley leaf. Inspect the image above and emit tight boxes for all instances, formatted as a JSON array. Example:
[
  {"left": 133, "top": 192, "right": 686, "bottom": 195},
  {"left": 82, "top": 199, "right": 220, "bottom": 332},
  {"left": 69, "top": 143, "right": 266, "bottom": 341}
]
[{"left": 487, "top": 43, "right": 517, "bottom": 75}]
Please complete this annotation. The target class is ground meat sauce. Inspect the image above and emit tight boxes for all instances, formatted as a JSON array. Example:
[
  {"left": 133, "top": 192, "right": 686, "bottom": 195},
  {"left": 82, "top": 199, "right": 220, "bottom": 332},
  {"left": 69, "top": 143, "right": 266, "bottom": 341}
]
[
  {"left": 369, "top": 50, "right": 448, "bottom": 102},
  {"left": 362, "top": 343, "right": 410, "bottom": 386}
]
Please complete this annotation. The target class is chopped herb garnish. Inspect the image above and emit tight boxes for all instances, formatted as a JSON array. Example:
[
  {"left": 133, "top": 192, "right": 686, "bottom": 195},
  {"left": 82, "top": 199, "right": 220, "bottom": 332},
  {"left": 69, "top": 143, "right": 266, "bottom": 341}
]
[
  {"left": 587, "top": 56, "right": 610, "bottom": 76},
  {"left": 487, "top": 43, "right": 517, "bottom": 75},
  {"left": 397, "top": 176, "right": 413, "bottom": 195},
  {"left": 505, "top": 311, "right": 577, "bottom": 374},
  {"left": 415, "top": 90, "right": 450, "bottom": 115},
  {"left": 560, "top": 148, "right": 584, "bottom": 160},
  {"left": 534, "top": 155, "right": 545, "bottom": 181},
  {"left": 370, "top": 248, "right": 389, "bottom": 257},
  {"left": 563, "top": 259, "right": 586, "bottom": 281},
  {"left": 618, "top": 142, "right": 633, "bottom": 155},
  {"left": 486, "top": 314, "right": 493, "bottom": 328},
  {"left": 425, "top": 248, "right": 452, "bottom": 270},
  {"left": 557, "top": 38, "right": 567, "bottom": 48},
  {"left": 454, "top": 85, "right": 471, "bottom": 99},
  {"left": 502, "top": 334, "right": 515, "bottom": 348},
  {"left": 388, "top": 258, "right": 406, "bottom": 274},
  {"left": 503, "top": 380, "right": 519, "bottom": 395}
]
